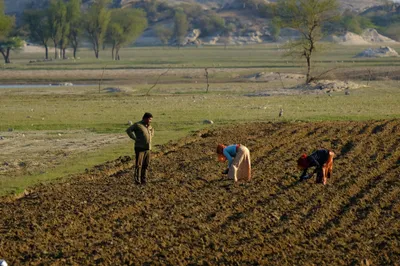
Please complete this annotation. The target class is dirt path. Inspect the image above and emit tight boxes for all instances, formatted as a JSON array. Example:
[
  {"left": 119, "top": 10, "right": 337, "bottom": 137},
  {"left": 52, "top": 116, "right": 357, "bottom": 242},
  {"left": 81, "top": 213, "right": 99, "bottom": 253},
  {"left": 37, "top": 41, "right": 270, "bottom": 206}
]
[
  {"left": 0, "top": 68, "right": 249, "bottom": 83},
  {"left": 0, "top": 120, "right": 399, "bottom": 265}
]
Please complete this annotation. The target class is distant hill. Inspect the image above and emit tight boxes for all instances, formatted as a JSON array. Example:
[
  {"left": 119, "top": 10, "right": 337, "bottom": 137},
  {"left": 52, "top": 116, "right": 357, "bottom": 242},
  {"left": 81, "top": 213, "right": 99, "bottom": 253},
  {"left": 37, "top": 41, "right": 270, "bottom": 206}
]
[
  {"left": 338, "top": 0, "right": 389, "bottom": 12},
  {"left": 4, "top": 0, "right": 386, "bottom": 15}
]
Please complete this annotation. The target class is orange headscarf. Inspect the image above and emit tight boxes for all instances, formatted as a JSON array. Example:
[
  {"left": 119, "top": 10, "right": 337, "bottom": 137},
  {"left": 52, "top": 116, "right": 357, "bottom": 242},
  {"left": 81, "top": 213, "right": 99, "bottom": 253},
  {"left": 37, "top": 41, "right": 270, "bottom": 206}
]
[
  {"left": 297, "top": 153, "right": 308, "bottom": 169},
  {"left": 217, "top": 144, "right": 227, "bottom": 162}
]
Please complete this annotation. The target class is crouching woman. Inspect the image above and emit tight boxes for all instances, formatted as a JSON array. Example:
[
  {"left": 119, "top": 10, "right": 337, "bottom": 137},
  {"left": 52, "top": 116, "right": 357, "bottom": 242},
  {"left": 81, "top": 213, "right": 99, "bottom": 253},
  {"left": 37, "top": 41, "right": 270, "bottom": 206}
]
[{"left": 217, "top": 144, "right": 251, "bottom": 182}]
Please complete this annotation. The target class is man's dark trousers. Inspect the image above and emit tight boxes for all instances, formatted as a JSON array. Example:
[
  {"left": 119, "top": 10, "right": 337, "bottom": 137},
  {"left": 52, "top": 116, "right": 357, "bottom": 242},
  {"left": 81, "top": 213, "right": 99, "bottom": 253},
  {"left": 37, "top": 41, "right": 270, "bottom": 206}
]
[{"left": 134, "top": 148, "right": 150, "bottom": 184}]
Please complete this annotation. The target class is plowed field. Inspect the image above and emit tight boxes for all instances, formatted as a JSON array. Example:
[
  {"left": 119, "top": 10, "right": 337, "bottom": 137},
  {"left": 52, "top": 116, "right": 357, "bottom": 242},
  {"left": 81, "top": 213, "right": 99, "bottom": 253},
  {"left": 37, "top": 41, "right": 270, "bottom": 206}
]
[{"left": 1, "top": 120, "right": 399, "bottom": 265}]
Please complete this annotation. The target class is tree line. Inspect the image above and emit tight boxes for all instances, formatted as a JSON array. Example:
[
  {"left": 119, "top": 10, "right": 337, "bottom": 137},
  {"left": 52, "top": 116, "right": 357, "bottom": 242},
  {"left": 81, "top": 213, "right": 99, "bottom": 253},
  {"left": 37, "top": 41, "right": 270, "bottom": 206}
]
[
  {"left": 0, "top": 0, "right": 190, "bottom": 63},
  {"left": 22, "top": 0, "right": 148, "bottom": 61},
  {"left": 0, "top": 0, "right": 398, "bottom": 66}
]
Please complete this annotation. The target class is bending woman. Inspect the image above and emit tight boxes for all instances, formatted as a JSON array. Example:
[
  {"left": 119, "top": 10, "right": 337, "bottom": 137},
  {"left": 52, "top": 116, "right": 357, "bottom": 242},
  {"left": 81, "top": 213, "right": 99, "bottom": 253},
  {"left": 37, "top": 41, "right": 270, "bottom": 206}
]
[
  {"left": 217, "top": 144, "right": 251, "bottom": 182},
  {"left": 297, "top": 149, "right": 335, "bottom": 185}
]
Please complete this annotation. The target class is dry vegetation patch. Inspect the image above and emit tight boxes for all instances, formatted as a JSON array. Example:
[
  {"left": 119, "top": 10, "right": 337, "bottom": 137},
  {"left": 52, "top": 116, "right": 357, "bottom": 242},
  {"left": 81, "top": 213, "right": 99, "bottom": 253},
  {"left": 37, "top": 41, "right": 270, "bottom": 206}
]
[
  {"left": 291, "top": 79, "right": 366, "bottom": 93},
  {"left": 245, "top": 71, "right": 305, "bottom": 82},
  {"left": 0, "top": 130, "right": 126, "bottom": 178},
  {"left": 244, "top": 77, "right": 365, "bottom": 96}
]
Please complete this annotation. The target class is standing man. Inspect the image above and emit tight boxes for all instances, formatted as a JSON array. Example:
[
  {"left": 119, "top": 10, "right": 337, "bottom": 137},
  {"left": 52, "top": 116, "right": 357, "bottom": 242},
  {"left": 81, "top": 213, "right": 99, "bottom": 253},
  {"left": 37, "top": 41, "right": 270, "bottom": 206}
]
[{"left": 126, "top": 112, "right": 154, "bottom": 184}]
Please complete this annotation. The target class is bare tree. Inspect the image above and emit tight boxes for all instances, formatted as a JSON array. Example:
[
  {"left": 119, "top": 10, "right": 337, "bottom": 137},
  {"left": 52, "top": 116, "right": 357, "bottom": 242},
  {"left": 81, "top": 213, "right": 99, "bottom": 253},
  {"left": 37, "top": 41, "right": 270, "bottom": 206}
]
[
  {"left": 145, "top": 68, "right": 170, "bottom": 96},
  {"left": 276, "top": 0, "right": 340, "bottom": 83},
  {"left": 277, "top": 72, "right": 286, "bottom": 89},
  {"left": 205, "top": 68, "right": 210, "bottom": 93},
  {"left": 366, "top": 68, "right": 373, "bottom": 85}
]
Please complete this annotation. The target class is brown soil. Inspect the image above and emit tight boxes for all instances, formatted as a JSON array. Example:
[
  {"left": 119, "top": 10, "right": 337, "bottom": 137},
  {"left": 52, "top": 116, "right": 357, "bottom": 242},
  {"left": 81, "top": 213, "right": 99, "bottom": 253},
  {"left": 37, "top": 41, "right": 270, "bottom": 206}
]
[{"left": 0, "top": 120, "right": 399, "bottom": 265}]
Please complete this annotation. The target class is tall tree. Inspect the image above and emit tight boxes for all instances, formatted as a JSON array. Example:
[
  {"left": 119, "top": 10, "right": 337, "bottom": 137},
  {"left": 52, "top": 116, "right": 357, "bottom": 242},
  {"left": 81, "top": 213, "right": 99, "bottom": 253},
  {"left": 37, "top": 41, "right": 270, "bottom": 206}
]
[
  {"left": 269, "top": 17, "right": 281, "bottom": 41},
  {"left": 23, "top": 10, "right": 51, "bottom": 59},
  {"left": 154, "top": 24, "right": 173, "bottom": 46},
  {"left": 173, "top": 10, "right": 188, "bottom": 48},
  {"left": 107, "top": 8, "right": 147, "bottom": 60},
  {"left": 0, "top": 37, "right": 23, "bottom": 63},
  {"left": 221, "top": 22, "right": 235, "bottom": 49},
  {"left": 57, "top": 0, "right": 70, "bottom": 59},
  {"left": 47, "top": 0, "right": 68, "bottom": 59},
  {"left": 0, "top": 0, "right": 22, "bottom": 63},
  {"left": 277, "top": 0, "right": 339, "bottom": 83},
  {"left": 84, "top": 0, "right": 111, "bottom": 59},
  {"left": 66, "top": 0, "right": 82, "bottom": 59}
]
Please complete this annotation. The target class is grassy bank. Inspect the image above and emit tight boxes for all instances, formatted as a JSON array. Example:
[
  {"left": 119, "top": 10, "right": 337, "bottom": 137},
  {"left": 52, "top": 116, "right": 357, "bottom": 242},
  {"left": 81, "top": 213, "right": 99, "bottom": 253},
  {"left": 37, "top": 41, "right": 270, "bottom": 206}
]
[
  {"left": 6, "top": 43, "right": 400, "bottom": 70},
  {"left": 1, "top": 80, "right": 399, "bottom": 132}
]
